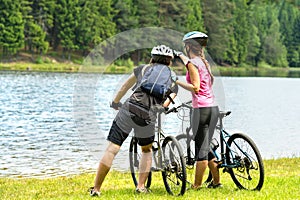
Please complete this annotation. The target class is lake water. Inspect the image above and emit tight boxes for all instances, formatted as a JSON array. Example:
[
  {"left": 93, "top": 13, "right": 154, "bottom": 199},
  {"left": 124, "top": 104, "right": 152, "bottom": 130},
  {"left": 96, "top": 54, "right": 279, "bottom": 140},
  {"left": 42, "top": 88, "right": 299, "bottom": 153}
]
[{"left": 0, "top": 71, "right": 299, "bottom": 178}]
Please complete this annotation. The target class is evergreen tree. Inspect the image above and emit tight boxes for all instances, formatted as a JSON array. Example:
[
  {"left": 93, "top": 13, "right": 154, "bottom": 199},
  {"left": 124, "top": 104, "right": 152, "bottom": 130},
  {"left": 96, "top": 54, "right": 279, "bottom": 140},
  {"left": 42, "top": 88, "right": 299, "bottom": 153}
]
[
  {"left": 186, "top": 0, "right": 204, "bottom": 32},
  {"left": 201, "top": 0, "right": 234, "bottom": 64},
  {"left": 279, "top": 1, "right": 300, "bottom": 67},
  {"left": 157, "top": 0, "right": 188, "bottom": 32},
  {"left": 246, "top": 25, "right": 261, "bottom": 66},
  {"left": 253, "top": 3, "right": 288, "bottom": 67},
  {"left": 30, "top": 0, "right": 55, "bottom": 47},
  {"left": 56, "top": 0, "right": 80, "bottom": 60},
  {"left": 23, "top": 0, "right": 49, "bottom": 54},
  {"left": 0, "top": 0, "right": 25, "bottom": 55},
  {"left": 290, "top": 13, "right": 300, "bottom": 67},
  {"left": 113, "top": 0, "right": 138, "bottom": 32},
  {"left": 228, "top": 0, "right": 251, "bottom": 66},
  {"left": 133, "top": 0, "right": 159, "bottom": 63},
  {"left": 76, "top": 0, "right": 116, "bottom": 56}
]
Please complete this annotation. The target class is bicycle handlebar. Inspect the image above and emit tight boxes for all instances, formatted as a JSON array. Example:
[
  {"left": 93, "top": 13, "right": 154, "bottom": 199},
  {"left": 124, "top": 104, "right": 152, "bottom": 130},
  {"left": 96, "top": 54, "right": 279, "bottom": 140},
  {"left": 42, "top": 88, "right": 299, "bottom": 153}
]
[{"left": 165, "top": 100, "right": 192, "bottom": 115}]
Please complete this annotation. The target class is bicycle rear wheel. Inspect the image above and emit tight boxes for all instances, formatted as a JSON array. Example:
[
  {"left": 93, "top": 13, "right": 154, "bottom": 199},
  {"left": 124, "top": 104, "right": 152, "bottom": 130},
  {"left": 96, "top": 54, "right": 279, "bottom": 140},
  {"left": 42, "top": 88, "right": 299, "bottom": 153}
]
[
  {"left": 226, "top": 133, "right": 264, "bottom": 190},
  {"left": 176, "top": 134, "right": 213, "bottom": 187},
  {"left": 162, "top": 136, "right": 186, "bottom": 196},
  {"left": 129, "top": 137, "right": 152, "bottom": 188}
]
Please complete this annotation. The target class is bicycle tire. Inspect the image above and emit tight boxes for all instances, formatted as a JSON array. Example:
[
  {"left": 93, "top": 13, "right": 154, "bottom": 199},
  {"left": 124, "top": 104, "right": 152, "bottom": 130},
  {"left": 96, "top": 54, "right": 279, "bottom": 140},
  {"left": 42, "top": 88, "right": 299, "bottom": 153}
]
[
  {"left": 162, "top": 136, "right": 186, "bottom": 196},
  {"left": 226, "top": 133, "right": 264, "bottom": 190},
  {"left": 129, "top": 137, "right": 152, "bottom": 188},
  {"left": 176, "top": 134, "right": 213, "bottom": 186}
]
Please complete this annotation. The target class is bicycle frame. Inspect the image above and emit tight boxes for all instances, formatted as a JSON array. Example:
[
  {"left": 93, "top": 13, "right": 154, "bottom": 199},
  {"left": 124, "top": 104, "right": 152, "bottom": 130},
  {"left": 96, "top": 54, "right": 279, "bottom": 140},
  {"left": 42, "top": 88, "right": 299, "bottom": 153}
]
[
  {"left": 214, "top": 114, "right": 258, "bottom": 170},
  {"left": 151, "top": 112, "right": 165, "bottom": 171},
  {"left": 129, "top": 107, "right": 187, "bottom": 195},
  {"left": 176, "top": 103, "right": 254, "bottom": 169},
  {"left": 174, "top": 101, "right": 264, "bottom": 190}
]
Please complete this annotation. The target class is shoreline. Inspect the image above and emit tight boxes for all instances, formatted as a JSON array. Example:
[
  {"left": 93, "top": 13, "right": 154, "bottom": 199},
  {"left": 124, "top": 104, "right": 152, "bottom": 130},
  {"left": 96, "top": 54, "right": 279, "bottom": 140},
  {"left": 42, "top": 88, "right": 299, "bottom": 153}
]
[
  {"left": 1, "top": 62, "right": 300, "bottom": 77},
  {"left": 0, "top": 156, "right": 298, "bottom": 179}
]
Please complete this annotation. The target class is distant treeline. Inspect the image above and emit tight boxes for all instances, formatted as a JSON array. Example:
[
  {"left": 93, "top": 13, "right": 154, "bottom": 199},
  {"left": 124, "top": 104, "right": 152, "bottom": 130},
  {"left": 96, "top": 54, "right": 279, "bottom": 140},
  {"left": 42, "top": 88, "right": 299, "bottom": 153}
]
[{"left": 0, "top": 0, "right": 299, "bottom": 67}]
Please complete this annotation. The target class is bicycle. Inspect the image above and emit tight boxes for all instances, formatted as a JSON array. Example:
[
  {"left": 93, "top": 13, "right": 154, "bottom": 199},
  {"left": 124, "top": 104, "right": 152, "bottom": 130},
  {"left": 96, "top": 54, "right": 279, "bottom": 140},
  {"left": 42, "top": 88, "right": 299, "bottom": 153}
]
[
  {"left": 129, "top": 107, "right": 187, "bottom": 196},
  {"left": 171, "top": 101, "right": 265, "bottom": 190}
]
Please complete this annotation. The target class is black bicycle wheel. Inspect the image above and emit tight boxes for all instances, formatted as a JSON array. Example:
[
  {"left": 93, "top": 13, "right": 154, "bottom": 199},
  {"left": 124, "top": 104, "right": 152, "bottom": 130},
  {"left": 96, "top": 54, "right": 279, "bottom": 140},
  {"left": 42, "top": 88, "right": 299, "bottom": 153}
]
[
  {"left": 129, "top": 137, "right": 152, "bottom": 188},
  {"left": 162, "top": 136, "right": 186, "bottom": 196},
  {"left": 176, "top": 134, "right": 213, "bottom": 186},
  {"left": 226, "top": 133, "right": 264, "bottom": 190}
]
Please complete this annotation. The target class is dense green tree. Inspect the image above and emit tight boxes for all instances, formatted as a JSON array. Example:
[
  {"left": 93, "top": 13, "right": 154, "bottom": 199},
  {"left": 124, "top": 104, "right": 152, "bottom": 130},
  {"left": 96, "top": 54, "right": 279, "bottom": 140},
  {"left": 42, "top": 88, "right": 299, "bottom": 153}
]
[
  {"left": 290, "top": 13, "right": 300, "bottom": 67},
  {"left": 227, "top": 0, "right": 251, "bottom": 66},
  {"left": 186, "top": 0, "right": 204, "bottom": 31},
  {"left": 113, "top": 0, "right": 138, "bottom": 32},
  {"left": 252, "top": 3, "right": 288, "bottom": 67},
  {"left": 157, "top": 0, "right": 188, "bottom": 32},
  {"left": 201, "top": 0, "right": 234, "bottom": 64},
  {"left": 56, "top": 0, "right": 80, "bottom": 60},
  {"left": 0, "top": 0, "right": 25, "bottom": 55},
  {"left": 22, "top": 0, "right": 49, "bottom": 54},
  {"left": 30, "top": 0, "right": 55, "bottom": 47},
  {"left": 246, "top": 24, "right": 261, "bottom": 66},
  {"left": 76, "top": 0, "right": 116, "bottom": 56},
  {"left": 0, "top": 0, "right": 298, "bottom": 67},
  {"left": 24, "top": 20, "right": 49, "bottom": 54},
  {"left": 279, "top": 1, "right": 300, "bottom": 67}
]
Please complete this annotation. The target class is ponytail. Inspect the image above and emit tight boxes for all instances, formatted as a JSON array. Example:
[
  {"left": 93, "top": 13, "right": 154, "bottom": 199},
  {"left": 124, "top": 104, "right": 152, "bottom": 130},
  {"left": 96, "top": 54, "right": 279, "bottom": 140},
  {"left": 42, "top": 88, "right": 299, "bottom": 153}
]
[{"left": 186, "top": 42, "right": 214, "bottom": 85}]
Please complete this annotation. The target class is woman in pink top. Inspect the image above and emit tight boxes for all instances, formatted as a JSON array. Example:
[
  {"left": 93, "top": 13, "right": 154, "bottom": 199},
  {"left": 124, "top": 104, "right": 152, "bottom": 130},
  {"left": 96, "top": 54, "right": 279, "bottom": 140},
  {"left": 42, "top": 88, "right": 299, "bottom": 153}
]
[{"left": 175, "top": 31, "right": 222, "bottom": 189}]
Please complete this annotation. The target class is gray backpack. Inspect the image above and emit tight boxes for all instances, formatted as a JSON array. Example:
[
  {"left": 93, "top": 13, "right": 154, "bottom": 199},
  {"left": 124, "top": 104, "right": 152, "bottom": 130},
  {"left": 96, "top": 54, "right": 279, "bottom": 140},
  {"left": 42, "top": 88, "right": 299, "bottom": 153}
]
[{"left": 128, "top": 64, "right": 176, "bottom": 125}]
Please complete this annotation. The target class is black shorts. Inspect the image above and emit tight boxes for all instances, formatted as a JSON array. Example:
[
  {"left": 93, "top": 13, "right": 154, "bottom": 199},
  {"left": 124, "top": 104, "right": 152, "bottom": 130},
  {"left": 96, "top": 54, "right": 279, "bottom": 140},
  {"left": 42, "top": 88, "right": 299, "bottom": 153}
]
[{"left": 107, "top": 120, "right": 155, "bottom": 146}]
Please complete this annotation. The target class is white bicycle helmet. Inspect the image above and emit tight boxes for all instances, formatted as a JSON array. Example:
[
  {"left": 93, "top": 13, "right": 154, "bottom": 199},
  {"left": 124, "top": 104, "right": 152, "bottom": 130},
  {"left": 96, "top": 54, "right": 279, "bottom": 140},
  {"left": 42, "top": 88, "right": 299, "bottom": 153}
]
[
  {"left": 151, "top": 45, "right": 174, "bottom": 58},
  {"left": 182, "top": 31, "right": 208, "bottom": 42}
]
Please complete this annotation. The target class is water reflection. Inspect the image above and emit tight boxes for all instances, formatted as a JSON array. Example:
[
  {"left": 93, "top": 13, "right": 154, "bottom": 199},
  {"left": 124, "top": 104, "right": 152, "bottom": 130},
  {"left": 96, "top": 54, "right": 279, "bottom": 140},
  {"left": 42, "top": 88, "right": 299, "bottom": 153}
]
[{"left": 0, "top": 71, "right": 299, "bottom": 178}]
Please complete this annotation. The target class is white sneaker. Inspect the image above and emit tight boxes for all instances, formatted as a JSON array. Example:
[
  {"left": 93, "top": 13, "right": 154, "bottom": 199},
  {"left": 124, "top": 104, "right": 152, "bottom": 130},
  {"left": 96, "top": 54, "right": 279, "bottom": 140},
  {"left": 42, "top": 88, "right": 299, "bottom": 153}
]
[{"left": 89, "top": 187, "right": 101, "bottom": 197}]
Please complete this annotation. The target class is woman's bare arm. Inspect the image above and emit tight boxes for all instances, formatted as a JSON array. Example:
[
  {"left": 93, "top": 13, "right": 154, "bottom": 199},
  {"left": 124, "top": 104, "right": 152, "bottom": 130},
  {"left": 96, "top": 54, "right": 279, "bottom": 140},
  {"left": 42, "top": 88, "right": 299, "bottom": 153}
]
[
  {"left": 113, "top": 73, "right": 136, "bottom": 103},
  {"left": 178, "top": 54, "right": 200, "bottom": 93}
]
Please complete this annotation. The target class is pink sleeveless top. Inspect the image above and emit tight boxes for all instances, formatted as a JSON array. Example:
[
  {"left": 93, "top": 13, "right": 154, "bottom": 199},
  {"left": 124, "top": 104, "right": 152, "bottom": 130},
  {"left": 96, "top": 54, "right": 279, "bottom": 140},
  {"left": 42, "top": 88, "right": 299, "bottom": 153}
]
[{"left": 186, "top": 57, "right": 215, "bottom": 108}]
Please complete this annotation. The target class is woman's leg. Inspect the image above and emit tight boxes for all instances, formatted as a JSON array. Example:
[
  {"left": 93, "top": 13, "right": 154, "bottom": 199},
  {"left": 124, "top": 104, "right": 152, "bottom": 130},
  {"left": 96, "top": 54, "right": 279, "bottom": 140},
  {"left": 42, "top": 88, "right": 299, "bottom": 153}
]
[
  {"left": 93, "top": 142, "right": 121, "bottom": 192},
  {"left": 192, "top": 108, "right": 210, "bottom": 188},
  {"left": 208, "top": 158, "right": 220, "bottom": 185},
  {"left": 137, "top": 143, "right": 153, "bottom": 189},
  {"left": 208, "top": 106, "right": 221, "bottom": 185},
  {"left": 194, "top": 160, "right": 208, "bottom": 188}
]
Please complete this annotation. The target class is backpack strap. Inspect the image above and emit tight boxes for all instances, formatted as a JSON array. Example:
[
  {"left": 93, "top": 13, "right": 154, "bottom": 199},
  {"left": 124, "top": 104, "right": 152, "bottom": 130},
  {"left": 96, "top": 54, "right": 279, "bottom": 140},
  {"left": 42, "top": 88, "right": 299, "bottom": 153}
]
[{"left": 141, "top": 64, "right": 151, "bottom": 76}]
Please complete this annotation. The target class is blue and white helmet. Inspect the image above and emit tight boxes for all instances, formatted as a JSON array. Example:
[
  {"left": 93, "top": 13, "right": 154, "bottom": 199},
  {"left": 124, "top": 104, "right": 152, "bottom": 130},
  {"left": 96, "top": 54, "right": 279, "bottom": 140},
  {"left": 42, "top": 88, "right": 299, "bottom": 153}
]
[
  {"left": 182, "top": 31, "right": 208, "bottom": 46},
  {"left": 182, "top": 31, "right": 208, "bottom": 42},
  {"left": 151, "top": 45, "right": 174, "bottom": 58}
]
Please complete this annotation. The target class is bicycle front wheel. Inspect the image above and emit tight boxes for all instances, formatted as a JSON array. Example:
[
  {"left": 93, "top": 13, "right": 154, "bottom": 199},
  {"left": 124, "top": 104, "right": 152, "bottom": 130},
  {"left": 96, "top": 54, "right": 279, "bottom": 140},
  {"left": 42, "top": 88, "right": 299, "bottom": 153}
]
[
  {"left": 226, "top": 133, "right": 264, "bottom": 190},
  {"left": 129, "top": 137, "right": 152, "bottom": 188},
  {"left": 162, "top": 136, "right": 186, "bottom": 196}
]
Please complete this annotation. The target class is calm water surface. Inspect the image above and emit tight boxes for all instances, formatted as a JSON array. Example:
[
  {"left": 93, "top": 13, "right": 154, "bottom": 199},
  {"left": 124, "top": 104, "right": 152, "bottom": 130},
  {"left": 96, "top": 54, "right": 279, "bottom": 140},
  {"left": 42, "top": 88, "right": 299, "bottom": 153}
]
[{"left": 0, "top": 71, "right": 299, "bottom": 178}]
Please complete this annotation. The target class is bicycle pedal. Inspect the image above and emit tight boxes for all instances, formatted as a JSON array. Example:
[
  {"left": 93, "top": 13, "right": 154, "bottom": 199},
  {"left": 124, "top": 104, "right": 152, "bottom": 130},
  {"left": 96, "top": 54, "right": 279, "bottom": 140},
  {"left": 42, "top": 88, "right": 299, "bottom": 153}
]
[
  {"left": 214, "top": 160, "right": 223, "bottom": 166},
  {"left": 223, "top": 168, "right": 230, "bottom": 173},
  {"left": 150, "top": 167, "right": 160, "bottom": 172}
]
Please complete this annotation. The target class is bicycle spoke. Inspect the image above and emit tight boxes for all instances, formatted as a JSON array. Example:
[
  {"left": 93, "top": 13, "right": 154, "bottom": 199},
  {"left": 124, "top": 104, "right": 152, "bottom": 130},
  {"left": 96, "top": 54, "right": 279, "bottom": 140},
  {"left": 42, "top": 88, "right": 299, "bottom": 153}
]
[
  {"left": 162, "top": 136, "right": 186, "bottom": 196},
  {"left": 226, "top": 133, "right": 264, "bottom": 190}
]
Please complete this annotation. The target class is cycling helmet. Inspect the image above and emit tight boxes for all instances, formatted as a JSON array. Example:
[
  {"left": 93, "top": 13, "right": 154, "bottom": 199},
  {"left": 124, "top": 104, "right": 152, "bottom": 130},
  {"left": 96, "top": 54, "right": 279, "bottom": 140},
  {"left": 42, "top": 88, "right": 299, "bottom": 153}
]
[
  {"left": 183, "top": 31, "right": 208, "bottom": 46},
  {"left": 182, "top": 31, "right": 208, "bottom": 42},
  {"left": 151, "top": 45, "right": 174, "bottom": 58}
]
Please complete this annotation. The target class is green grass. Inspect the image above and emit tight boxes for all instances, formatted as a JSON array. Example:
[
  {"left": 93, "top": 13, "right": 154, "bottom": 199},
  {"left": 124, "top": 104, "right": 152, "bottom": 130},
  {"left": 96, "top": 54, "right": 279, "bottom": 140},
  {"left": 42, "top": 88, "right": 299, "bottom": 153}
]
[
  {"left": 0, "top": 62, "right": 80, "bottom": 72},
  {"left": 0, "top": 157, "right": 299, "bottom": 199}
]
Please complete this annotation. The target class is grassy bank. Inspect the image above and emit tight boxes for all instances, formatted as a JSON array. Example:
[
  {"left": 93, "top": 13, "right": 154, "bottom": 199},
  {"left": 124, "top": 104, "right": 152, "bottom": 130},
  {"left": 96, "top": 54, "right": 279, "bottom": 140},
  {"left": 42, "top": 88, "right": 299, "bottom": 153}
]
[
  {"left": 1, "top": 61, "right": 300, "bottom": 77},
  {"left": 0, "top": 157, "right": 299, "bottom": 199}
]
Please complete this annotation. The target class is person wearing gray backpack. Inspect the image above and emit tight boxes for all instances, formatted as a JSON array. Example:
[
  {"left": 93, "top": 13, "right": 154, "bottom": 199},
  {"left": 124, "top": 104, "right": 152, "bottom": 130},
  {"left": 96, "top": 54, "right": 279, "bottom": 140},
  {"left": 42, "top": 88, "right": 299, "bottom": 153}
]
[{"left": 89, "top": 45, "right": 178, "bottom": 197}]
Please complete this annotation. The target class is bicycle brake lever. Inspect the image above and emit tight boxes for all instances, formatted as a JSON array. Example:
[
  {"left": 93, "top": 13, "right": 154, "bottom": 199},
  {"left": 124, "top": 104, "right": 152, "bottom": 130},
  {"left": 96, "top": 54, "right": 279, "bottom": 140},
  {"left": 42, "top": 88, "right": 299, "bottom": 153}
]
[{"left": 165, "top": 107, "right": 177, "bottom": 114}]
